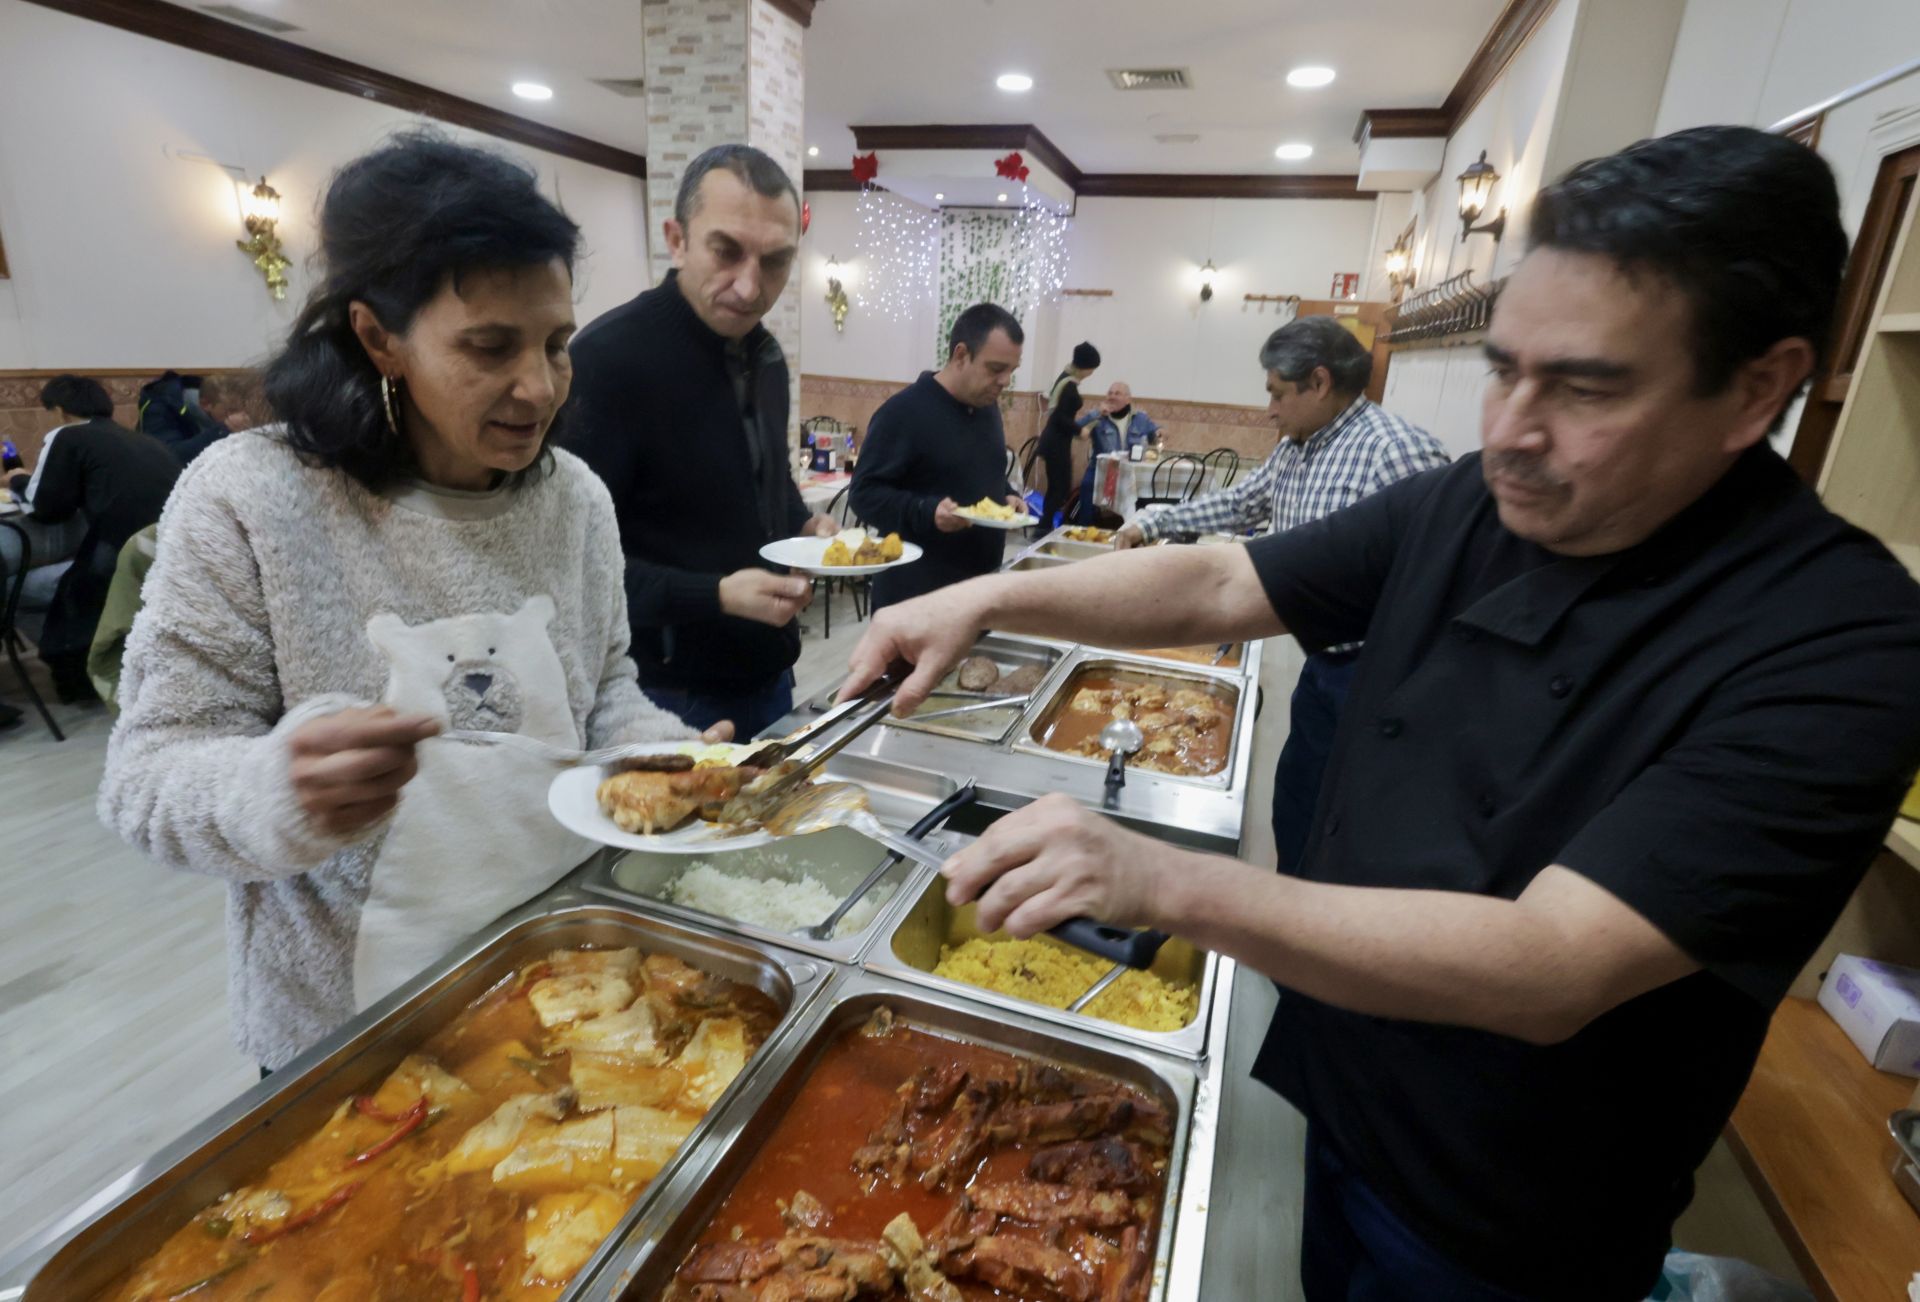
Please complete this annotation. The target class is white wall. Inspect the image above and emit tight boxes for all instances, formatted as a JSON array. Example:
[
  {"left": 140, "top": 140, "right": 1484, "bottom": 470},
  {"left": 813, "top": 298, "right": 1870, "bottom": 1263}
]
[
  {"left": 799, "top": 188, "right": 1381, "bottom": 406},
  {"left": 0, "top": 1, "right": 650, "bottom": 370},
  {"left": 1657, "top": 0, "right": 1920, "bottom": 234}
]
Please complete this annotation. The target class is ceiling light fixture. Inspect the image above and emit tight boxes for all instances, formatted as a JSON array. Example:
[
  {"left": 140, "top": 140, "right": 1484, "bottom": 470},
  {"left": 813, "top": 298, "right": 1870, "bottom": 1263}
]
[
  {"left": 807, "top": 145, "right": 819, "bottom": 157},
  {"left": 1274, "top": 142, "right": 1313, "bottom": 161},
  {"left": 997, "top": 193, "right": 1009, "bottom": 203},
  {"left": 996, "top": 73, "right": 1034, "bottom": 93},
  {"left": 511, "top": 82, "right": 553, "bottom": 101},
  {"left": 935, "top": 192, "right": 945, "bottom": 202},
  {"left": 1286, "top": 66, "right": 1336, "bottom": 88}
]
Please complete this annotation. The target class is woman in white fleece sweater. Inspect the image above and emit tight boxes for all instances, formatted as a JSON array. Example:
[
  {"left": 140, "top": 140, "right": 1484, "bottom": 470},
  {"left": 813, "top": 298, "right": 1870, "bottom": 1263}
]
[{"left": 101, "top": 133, "right": 721, "bottom": 1071}]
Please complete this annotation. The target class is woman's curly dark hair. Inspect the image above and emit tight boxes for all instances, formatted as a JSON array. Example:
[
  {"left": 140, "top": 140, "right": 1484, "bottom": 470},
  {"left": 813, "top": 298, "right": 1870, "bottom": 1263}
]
[{"left": 264, "top": 131, "right": 582, "bottom": 489}]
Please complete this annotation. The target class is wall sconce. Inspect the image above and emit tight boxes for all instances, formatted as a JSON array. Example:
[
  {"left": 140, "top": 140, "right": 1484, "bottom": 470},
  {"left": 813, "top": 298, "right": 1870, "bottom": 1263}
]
[
  {"left": 1456, "top": 151, "right": 1506, "bottom": 244},
  {"left": 1383, "top": 227, "right": 1415, "bottom": 302},
  {"left": 237, "top": 176, "right": 290, "bottom": 300},
  {"left": 823, "top": 254, "right": 850, "bottom": 333},
  {"left": 1198, "top": 258, "right": 1217, "bottom": 303}
]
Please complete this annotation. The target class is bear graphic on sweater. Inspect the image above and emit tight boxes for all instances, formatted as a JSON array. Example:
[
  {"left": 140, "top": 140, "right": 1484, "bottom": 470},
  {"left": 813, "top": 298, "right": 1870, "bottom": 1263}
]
[
  {"left": 366, "top": 594, "right": 574, "bottom": 743},
  {"left": 352, "top": 594, "right": 592, "bottom": 1008}
]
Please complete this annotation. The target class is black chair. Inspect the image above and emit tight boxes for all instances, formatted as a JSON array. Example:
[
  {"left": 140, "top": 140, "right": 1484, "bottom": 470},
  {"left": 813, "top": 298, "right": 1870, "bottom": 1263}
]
[
  {"left": 1200, "top": 446, "right": 1242, "bottom": 489},
  {"left": 1016, "top": 436, "right": 1042, "bottom": 487},
  {"left": 0, "top": 519, "right": 65, "bottom": 739},
  {"left": 1135, "top": 454, "right": 1205, "bottom": 513}
]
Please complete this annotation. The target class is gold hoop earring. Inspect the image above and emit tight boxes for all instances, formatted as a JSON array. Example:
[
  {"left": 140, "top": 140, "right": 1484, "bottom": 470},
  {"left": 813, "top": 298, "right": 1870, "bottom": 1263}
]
[{"left": 380, "top": 375, "right": 404, "bottom": 437}]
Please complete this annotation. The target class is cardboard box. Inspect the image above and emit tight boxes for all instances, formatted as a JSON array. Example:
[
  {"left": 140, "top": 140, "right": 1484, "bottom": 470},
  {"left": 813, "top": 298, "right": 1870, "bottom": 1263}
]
[{"left": 1818, "top": 954, "right": 1920, "bottom": 1077}]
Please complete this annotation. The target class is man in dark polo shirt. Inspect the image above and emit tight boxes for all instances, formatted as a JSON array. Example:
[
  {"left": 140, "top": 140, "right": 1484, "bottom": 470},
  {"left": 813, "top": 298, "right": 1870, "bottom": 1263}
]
[
  {"left": 838, "top": 127, "right": 1920, "bottom": 1300},
  {"left": 851, "top": 303, "right": 1027, "bottom": 610}
]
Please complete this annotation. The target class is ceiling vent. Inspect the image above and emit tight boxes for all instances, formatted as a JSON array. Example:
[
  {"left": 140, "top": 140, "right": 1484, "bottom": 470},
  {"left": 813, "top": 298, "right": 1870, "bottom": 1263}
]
[
  {"left": 199, "top": 4, "right": 301, "bottom": 34},
  {"left": 592, "top": 76, "right": 649, "bottom": 98},
  {"left": 1154, "top": 132, "right": 1201, "bottom": 145},
  {"left": 1107, "top": 67, "right": 1191, "bottom": 91}
]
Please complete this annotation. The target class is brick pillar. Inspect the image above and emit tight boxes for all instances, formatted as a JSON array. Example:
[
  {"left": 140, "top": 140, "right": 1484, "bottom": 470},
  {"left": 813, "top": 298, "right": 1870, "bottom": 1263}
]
[{"left": 644, "top": 0, "right": 804, "bottom": 437}]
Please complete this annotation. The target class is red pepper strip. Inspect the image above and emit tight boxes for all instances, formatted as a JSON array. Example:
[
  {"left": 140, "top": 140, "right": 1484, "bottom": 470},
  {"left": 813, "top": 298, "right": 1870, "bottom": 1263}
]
[
  {"left": 350, "top": 1096, "right": 429, "bottom": 1165},
  {"left": 462, "top": 1261, "right": 481, "bottom": 1302},
  {"left": 353, "top": 1094, "right": 407, "bottom": 1124},
  {"left": 240, "top": 1181, "right": 361, "bottom": 1244}
]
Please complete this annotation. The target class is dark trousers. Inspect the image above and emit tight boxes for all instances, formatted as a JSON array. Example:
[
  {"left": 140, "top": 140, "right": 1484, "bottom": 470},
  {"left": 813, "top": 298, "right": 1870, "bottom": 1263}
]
[
  {"left": 1271, "top": 650, "right": 1359, "bottom": 872},
  {"left": 642, "top": 673, "right": 795, "bottom": 743},
  {"left": 1303, "top": 1130, "right": 1532, "bottom": 1302},
  {"left": 1040, "top": 439, "right": 1074, "bottom": 527}
]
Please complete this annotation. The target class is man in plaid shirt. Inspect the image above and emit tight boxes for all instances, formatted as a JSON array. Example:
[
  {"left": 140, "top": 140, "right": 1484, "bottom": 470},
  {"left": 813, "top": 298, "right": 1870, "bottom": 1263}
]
[{"left": 1119, "top": 317, "right": 1450, "bottom": 867}]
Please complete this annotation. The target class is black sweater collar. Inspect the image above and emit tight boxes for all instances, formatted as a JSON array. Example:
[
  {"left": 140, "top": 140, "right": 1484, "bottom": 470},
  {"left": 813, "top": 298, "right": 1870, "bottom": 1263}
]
[{"left": 652, "top": 269, "right": 774, "bottom": 359}]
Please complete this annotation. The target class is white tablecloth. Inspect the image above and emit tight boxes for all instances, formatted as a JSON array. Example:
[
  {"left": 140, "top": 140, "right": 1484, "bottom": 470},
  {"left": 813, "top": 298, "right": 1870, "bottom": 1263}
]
[
  {"left": 796, "top": 472, "right": 851, "bottom": 515},
  {"left": 1091, "top": 454, "right": 1232, "bottom": 521}
]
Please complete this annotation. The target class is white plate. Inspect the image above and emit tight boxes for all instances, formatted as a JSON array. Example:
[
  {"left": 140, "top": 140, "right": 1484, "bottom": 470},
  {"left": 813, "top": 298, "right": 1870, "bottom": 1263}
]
[
  {"left": 759, "top": 531, "right": 924, "bottom": 577},
  {"left": 957, "top": 510, "right": 1038, "bottom": 530},
  {"left": 547, "top": 741, "right": 784, "bottom": 854}
]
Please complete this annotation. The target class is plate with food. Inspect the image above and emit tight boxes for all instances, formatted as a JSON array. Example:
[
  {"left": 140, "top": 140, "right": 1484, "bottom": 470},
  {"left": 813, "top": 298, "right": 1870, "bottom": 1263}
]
[
  {"left": 548, "top": 741, "right": 791, "bottom": 853},
  {"left": 760, "top": 528, "right": 923, "bottom": 576},
  {"left": 955, "top": 496, "right": 1038, "bottom": 529},
  {"left": 1061, "top": 524, "right": 1115, "bottom": 544}
]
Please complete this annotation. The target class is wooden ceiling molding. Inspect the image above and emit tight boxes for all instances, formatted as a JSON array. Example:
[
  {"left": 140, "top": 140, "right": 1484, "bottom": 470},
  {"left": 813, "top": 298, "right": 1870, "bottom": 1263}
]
[
  {"left": 764, "top": 0, "right": 817, "bottom": 27},
  {"left": 22, "top": 0, "right": 648, "bottom": 178},
  {"left": 803, "top": 169, "right": 864, "bottom": 192},
  {"left": 1353, "top": 0, "right": 1560, "bottom": 144},
  {"left": 1076, "top": 174, "right": 1373, "bottom": 201},
  {"left": 849, "top": 124, "right": 1370, "bottom": 202},
  {"left": 851, "top": 123, "right": 1084, "bottom": 189}
]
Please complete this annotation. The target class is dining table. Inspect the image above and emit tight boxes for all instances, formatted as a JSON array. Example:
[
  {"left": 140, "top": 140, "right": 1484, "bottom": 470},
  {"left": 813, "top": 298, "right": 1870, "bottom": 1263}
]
[{"left": 1091, "top": 453, "right": 1233, "bottom": 521}]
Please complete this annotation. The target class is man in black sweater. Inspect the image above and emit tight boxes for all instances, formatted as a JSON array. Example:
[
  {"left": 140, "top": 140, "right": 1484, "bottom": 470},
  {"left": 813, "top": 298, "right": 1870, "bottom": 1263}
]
[
  {"left": 7, "top": 374, "right": 180, "bottom": 702},
  {"left": 852, "top": 304, "right": 1026, "bottom": 610},
  {"left": 566, "top": 144, "right": 833, "bottom": 739}
]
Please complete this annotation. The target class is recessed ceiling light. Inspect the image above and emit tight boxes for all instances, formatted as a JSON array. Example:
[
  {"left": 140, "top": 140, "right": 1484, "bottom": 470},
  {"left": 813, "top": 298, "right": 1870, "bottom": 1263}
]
[
  {"left": 1274, "top": 142, "right": 1314, "bottom": 161},
  {"left": 996, "top": 73, "right": 1033, "bottom": 93},
  {"left": 512, "top": 82, "right": 553, "bottom": 101},
  {"left": 807, "top": 145, "right": 819, "bottom": 157},
  {"left": 1286, "top": 66, "right": 1336, "bottom": 88},
  {"left": 935, "top": 192, "right": 945, "bottom": 202},
  {"left": 997, "top": 192, "right": 1009, "bottom": 202}
]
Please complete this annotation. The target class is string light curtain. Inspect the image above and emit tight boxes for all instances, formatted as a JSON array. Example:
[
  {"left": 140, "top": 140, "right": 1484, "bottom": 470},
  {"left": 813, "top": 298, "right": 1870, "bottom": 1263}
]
[
  {"left": 934, "top": 182, "right": 1072, "bottom": 364},
  {"left": 851, "top": 187, "right": 939, "bottom": 322}
]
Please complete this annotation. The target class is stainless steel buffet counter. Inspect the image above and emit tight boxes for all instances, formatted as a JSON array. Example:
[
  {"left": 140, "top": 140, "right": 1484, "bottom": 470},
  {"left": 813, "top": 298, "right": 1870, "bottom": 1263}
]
[{"left": 0, "top": 531, "right": 1271, "bottom": 1300}]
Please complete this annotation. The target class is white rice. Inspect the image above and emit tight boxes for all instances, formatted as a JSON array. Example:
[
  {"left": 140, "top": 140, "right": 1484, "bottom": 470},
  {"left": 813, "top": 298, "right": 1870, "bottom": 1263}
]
[{"left": 665, "top": 860, "right": 895, "bottom": 938}]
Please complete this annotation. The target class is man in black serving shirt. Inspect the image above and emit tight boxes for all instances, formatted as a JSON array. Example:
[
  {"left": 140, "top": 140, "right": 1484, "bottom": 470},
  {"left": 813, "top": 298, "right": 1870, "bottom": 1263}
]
[
  {"left": 568, "top": 144, "right": 834, "bottom": 740},
  {"left": 850, "top": 303, "right": 1027, "bottom": 610},
  {"left": 839, "top": 127, "right": 1920, "bottom": 1300}
]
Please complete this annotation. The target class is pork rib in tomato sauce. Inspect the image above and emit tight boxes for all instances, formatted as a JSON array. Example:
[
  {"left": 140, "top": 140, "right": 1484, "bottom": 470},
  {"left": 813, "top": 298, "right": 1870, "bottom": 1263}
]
[{"left": 664, "top": 1007, "right": 1171, "bottom": 1302}]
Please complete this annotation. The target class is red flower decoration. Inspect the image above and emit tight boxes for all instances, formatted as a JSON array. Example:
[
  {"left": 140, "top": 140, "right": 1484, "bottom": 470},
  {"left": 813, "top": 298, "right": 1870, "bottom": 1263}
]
[
  {"left": 850, "top": 152, "right": 879, "bottom": 184},
  {"left": 802, "top": 199, "right": 811, "bottom": 235},
  {"left": 994, "top": 151, "right": 1030, "bottom": 183}
]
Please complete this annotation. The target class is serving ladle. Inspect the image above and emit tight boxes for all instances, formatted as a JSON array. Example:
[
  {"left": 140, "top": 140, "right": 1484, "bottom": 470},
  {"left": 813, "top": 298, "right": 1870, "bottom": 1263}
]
[{"left": 1099, "top": 715, "right": 1144, "bottom": 811}]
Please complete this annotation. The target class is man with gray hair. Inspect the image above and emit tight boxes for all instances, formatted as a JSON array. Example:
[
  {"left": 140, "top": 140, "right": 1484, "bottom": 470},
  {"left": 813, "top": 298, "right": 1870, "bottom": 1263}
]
[
  {"left": 1117, "top": 315, "right": 1448, "bottom": 867},
  {"left": 567, "top": 143, "right": 835, "bottom": 741}
]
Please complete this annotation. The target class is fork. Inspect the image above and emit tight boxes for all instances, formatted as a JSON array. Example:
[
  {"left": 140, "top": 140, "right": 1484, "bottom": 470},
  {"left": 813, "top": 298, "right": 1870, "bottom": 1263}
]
[{"left": 436, "top": 729, "right": 695, "bottom": 767}]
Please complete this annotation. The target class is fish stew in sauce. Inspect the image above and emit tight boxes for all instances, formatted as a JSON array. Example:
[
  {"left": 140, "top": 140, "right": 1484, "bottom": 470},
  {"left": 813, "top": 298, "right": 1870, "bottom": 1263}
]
[{"left": 100, "top": 947, "right": 780, "bottom": 1302}]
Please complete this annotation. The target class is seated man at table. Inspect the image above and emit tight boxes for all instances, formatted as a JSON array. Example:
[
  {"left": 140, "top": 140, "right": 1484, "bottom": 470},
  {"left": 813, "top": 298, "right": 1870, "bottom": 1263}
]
[
  {"left": 850, "top": 302, "right": 1027, "bottom": 611},
  {"left": 1073, "top": 380, "right": 1159, "bottom": 522},
  {"left": 1115, "top": 319, "right": 1449, "bottom": 872},
  {"left": 10, "top": 374, "right": 180, "bottom": 701}
]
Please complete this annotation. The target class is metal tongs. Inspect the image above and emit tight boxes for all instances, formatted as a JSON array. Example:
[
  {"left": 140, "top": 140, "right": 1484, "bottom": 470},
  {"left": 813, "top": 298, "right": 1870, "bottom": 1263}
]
[
  {"left": 721, "top": 663, "right": 912, "bottom": 823},
  {"left": 803, "top": 783, "right": 980, "bottom": 940}
]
